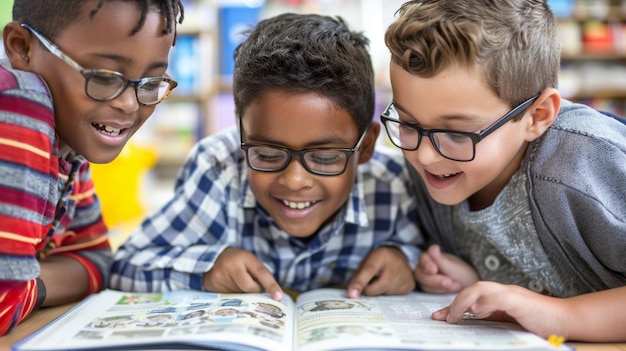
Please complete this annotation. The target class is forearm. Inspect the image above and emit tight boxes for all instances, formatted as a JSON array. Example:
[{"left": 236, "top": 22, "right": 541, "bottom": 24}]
[
  {"left": 563, "top": 286, "right": 626, "bottom": 342},
  {"left": 111, "top": 244, "right": 228, "bottom": 292},
  {"left": 39, "top": 255, "right": 90, "bottom": 306}
]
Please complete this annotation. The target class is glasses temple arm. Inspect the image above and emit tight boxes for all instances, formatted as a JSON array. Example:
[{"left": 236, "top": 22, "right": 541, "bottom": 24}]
[{"left": 21, "top": 23, "right": 86, "bottom": 74}]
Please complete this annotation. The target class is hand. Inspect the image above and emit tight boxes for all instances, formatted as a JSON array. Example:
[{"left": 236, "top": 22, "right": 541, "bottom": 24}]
[
  {"left": 203, "top": 247, "right": 284, "bottom": 301},
  {"left": 414, "top": 244, "right": 479, "bottom": 293},
  {"left": 347, "top": 246, "right": 415, "bottom": 298},
  {"left": 432, "top": 281, "right": 567, "bottom": 339}
]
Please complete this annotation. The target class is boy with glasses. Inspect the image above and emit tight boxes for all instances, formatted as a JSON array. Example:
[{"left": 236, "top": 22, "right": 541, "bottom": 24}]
[
  {"left": 0, "top": 0, "right": 183, "bottom": 336},
  {"left": 110, "top": 13, "right": 423, "bottom": 301},
  {"left": 383, "top": 0, "right": 626, "bottom": 342}
]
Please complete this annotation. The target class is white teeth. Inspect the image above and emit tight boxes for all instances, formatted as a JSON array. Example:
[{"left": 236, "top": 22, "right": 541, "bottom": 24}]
[
  {"left": 437, "top": 173, "right": 456, "bottom": 179},
  {"left": 93, "top": 123, "right": 122, "bottom": 136},
  {"left": 282, "top": 200, "right": 313, "bottom": 209}
]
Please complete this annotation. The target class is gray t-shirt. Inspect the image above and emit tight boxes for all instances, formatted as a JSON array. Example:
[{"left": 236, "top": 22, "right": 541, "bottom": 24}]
[{"left": 454, "top": 171, "right": 578, "bottom": 297}]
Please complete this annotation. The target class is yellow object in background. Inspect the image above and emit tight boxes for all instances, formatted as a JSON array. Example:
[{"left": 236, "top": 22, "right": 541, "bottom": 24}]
[{"left": 91, "top": 142, "right": 157, "bottom": 230}]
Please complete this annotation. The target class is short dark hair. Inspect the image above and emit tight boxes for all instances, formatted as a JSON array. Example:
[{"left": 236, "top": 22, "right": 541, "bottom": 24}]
[
  {"left": 233, "top": 13, "right": 375, "bottom": 134},
  {"left": 13, "top": 0, "right": 184, "bottom": 42}
]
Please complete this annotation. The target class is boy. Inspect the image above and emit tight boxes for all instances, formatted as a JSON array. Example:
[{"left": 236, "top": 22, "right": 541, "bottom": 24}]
[
  {"left": 0, "top": 0, "right": 183, "bottom": 335},
  {"left": 110, "top": 13, "right": 423, "bottom": 301},
  {"left": 381, "top": 0, "right": 626, "bottom": 342}
]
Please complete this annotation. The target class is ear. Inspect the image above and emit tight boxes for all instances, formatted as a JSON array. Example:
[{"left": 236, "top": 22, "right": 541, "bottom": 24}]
[
  {"left": 3, "top": 21, "right": 34, "bottom": 71},
  {"left": 357, "top": 122, "right": 380, "bottom": 164},
  {"left": 523, "top": 88, "right": 561, "bottom": 142}
]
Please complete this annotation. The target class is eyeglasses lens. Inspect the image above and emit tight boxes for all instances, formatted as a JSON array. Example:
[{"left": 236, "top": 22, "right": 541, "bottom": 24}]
[
  {"left": 383, "top": 110, "right": 475, "bottom": 161},
  {"left": 85, "top": 72, "right": 173, "bottom": 105},
  {"left": 85, "top": 73, "right": 126, "bottom": 101},
  {"left": 246, "top": 146, "right": 348, "bottom": 175}
]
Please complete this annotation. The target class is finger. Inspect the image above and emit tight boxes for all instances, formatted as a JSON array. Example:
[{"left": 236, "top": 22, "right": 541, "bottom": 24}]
[
  {"left": 428, "top": 244, "right": 455, "bottom": 274},
  {"left": 347, "top": 263, "right": 380, "bottom": 298},
  {"left": 230, "top": 271, "right": 264, "bottom": 293},
  {"left": 446, "top": 282, "right": 499, "bottom": 323},
  {"left": 362, "top": 272, "right": 415, "bottom": 296},
  {"left": 416, "top": 252, "right": 438, "bottom": 276},
  {"left": 432, "top": 306, "right": 451, "bottom": 321},
  {"left": 416, "top": 274, "right": 460, "bottom": 294},
  {"left": 427, "top": 244, "right": 442, "bottom": 261},
  {"left": 246, "top": 262, "right": 284, "bottom": 301},
  {"left": 203, "top": 267, "right": 236, "bottom": 292},
  {"left": 446, "top": 293, "right": 479, "bottom": 323},
  {"left": 361, "top": 274, "right": 387, "bottom": 296}
]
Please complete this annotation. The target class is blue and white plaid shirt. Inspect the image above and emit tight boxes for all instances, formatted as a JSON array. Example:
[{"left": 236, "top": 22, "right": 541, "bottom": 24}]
[{"left": 110, "top": 127, "right": 423, "bottom": 293}]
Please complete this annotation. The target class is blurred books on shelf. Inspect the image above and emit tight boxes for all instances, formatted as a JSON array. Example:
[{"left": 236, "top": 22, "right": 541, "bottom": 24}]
[{"left": 551, "top": 0, "right": 626, "bottom": 116}]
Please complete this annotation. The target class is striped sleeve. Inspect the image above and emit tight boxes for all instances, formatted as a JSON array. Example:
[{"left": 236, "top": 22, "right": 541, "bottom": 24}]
[
  {"left": 48, "top": 160, "right": 112, "bottom": 293},
  {"left": 0, "top": 63, "right": 56, "bottom": 336},
  {"left": 0, "top": 63, "right": 57, "bottom": 280}
]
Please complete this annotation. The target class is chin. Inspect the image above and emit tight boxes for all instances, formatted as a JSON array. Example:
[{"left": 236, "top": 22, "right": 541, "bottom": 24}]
[
  {"left": 84, "top": 151, "right": 122, "bottom": 164},
  {"left": 430, "top": 193, "right": 466, "bottom": 206},
  {"left": 282, "top": 224, "right": 320, "bottom": 239}
]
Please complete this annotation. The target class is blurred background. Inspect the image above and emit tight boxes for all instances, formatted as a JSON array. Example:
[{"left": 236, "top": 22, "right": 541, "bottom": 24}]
[{"left": 2, "top": 0, "right": 626, "bottom": 246}]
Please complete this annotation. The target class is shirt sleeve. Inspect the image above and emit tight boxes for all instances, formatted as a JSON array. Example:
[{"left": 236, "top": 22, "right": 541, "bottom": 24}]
[
  {"left": 110, "top": 132, "right": 241, "bottom": 292},
  {"left": 0, "top": 279, "right": 39, "bottom": 336},
  {"left": 369, "top": 149, "right": 424, "bottom": 269},
  {"left": 529, "top": 107, "right": 626, "bottom": 291},
  {"left": 47, "top": 161, "right": 112, "bottom": 294},
  {"left": 0, "top": 67, "right": 56, "bottom": 281}
]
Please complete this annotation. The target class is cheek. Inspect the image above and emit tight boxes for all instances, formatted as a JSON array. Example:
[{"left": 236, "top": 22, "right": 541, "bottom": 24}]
[
  {"left": 135, "top": 106, "right": 157, "bottom": 125},
  {"left": 325, "top": 169, "right": 357, "bottom": 199},
  {"left": 247, "top": 171, "right": 274, "bottom": 198},
  {"left": 470, "top": 133, "right": 527, "bottom": 177}
]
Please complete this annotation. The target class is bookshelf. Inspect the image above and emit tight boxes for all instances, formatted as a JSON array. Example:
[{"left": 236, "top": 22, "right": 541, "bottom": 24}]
[
  {"left": 552, "top": 0, "right": 626, "bottom": 115},
  {"left": 143, "top": 0, "right": 266, "bottom": 171},
  {"left": 142, "top": 0, "right": 218, "bottom": 169}
]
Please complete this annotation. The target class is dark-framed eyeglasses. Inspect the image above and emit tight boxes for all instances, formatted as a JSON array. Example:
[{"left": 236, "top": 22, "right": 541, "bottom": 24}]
[
  {"left": 240, "top": 121, "right": 369, "bottom": 176},
  {"left": 21, "top": 23, "right": 177, "bottom": 106},
  {"left": 380, "top": 95, "right": 539, "bottom": 162}
]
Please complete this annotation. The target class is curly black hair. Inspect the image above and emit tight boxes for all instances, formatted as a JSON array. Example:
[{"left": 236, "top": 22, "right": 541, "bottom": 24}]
[
  {"left": 13, "top": 0, "right": 184, "bottom": 42},
  {"left": 233, "top": 13, "right": 375, "bottom": 134}
]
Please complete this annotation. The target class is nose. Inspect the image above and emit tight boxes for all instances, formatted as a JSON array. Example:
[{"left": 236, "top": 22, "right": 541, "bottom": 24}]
[
  {"left": 278, "top": 157, "right": 314, "bottom": 190},
  {"left": 111, "top": 85, "right": 140, "bottom": 113},
  {"left": 409, "top": 137, "right": 442, "bottom": 166}
]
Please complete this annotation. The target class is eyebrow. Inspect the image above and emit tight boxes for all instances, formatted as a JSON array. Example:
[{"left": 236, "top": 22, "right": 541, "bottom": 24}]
[
  {"left": 244, "top": 132, "right": 351, "bottom": 148},
  {"left": 89, "top": 53, "right": 169, "bottom": 71},
  {"left": 392, "top": 101, "right": 481, "bottom": 123}
]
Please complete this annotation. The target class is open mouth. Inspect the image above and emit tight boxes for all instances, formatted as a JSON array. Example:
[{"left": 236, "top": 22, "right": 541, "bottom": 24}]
[
  {"left": 436, "top": 173, "right": 460, "bottom": 180},
  {"left": 282, "top": 200, "right": 318, "bottom": 210},
  {"left": 92, "top": 122, "right": 125, "bottom": 137}
]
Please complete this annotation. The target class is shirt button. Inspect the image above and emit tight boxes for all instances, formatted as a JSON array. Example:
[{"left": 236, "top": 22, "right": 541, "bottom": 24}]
[
  {"left": 528, "top": 279, "right": 544, "bottom": 293},
  {"left": 484, "top": 255, "right": 500, "bottom": 271}
]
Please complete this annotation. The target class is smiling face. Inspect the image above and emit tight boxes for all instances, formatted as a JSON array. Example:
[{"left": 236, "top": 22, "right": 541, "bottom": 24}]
[
  {"left": 389, "top": 63, "right": 534, "bottom": 210},
  {"left": 240, "top": 90, "right": 374, "bottom": 238},
  {"left": 24, "top": 1, "right": 174, "bottom": 163}
]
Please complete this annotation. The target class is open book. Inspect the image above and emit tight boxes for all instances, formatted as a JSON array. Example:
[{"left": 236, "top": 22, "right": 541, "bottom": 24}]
[{"left": 13, "top": 288, "right": 571, "bottom": 351}]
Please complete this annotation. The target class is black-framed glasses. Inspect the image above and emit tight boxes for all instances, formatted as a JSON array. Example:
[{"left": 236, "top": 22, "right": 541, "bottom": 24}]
[
  {"left": 240, "top": 121, "right": 368, "bottom": 176},
  {"left": 21, "top": 23, "right": 177, "bottom": 106},
  {"left": 381, "top": 95, "right": 539, "bottom": 162}
]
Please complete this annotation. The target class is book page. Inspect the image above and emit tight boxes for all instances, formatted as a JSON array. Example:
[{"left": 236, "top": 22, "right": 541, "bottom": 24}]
[
  {"left": 14, "top": 289, "right": 295, "bottom": 351},
  {"left": 294, "top": 289, "right": 567, "bottom": 351}
]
